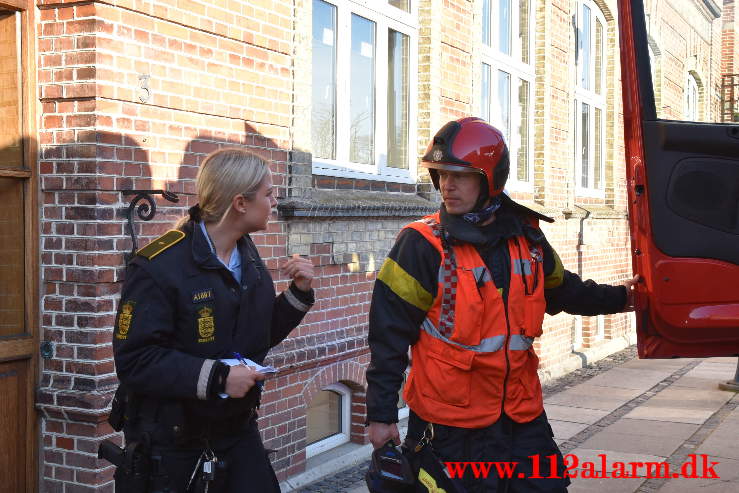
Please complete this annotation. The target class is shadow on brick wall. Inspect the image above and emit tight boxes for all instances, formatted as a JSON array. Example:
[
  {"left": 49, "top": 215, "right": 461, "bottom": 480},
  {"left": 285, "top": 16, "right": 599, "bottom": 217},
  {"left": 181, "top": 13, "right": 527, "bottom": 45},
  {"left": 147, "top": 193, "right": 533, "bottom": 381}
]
[
  {"left": 33, "top": 123, "right": 285, "bottom": 388},
  {"left": 15, "top": 124, "right": 293, "bottom": 490}
]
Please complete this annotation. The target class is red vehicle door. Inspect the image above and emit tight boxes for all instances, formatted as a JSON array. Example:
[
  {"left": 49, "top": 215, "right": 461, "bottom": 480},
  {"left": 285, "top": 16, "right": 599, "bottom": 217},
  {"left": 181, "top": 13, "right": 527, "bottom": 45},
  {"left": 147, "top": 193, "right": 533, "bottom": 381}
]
[{"left": 618, "top": 0, "right": 739, "bottom": 358}]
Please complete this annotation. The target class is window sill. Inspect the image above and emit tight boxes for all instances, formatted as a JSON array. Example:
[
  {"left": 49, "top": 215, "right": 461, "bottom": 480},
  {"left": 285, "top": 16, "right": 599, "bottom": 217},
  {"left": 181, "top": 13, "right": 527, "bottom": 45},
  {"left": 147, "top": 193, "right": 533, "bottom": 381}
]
[
  {"left": 565, "top": 204, "right": 627, "bottom": 220},
  {"left": 313, "top": 160, "right": 416, "bottom": 184},
  {"left": 278, "top": 189, "right": 437, "bottom": 219}
]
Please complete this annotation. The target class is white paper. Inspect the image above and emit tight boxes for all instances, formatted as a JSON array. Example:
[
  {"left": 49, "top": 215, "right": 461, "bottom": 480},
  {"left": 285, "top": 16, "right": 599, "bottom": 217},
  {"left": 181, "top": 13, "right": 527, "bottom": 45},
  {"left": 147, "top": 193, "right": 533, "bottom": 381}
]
[
  {"left": 218, "top": 358, "right": 278, "bottom": 398},
  {"left": 221, "top": 358, "right": 277, "bottom": 374}
]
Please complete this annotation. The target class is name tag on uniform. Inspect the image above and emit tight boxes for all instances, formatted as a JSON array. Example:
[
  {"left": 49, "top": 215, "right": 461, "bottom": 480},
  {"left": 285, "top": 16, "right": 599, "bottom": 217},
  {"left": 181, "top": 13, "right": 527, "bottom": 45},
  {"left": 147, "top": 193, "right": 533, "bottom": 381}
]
[{"left": 192, "top": 288, "right": 214, "bottom": 303}]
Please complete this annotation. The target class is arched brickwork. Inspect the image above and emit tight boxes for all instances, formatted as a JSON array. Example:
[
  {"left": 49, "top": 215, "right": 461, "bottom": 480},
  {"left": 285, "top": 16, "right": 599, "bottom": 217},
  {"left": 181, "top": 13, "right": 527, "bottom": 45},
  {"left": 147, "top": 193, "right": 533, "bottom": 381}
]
[{"left": 302, "top": 360, "right": 370, "bottom": 445}]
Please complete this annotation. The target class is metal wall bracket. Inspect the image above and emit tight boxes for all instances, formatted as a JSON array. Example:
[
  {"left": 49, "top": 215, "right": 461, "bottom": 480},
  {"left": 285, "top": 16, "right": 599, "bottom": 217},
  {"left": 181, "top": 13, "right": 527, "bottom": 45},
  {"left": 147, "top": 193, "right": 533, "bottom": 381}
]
[
  {"left": 122, "top": 189, "right": 179, "bottom": 262},
  {"left": 40, "top": 341, "right": 54, "bottom": 359}
]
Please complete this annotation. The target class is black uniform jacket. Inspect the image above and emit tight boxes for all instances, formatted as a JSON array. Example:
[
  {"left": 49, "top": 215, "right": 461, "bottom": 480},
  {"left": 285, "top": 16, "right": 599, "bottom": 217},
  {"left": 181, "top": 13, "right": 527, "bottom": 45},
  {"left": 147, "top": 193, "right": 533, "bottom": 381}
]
[
  {"left": 113, "top": 220, "right": 313, "bottom": 421},
  {"left": 366, "top": 202, "right": 628, "bottom": 424}
]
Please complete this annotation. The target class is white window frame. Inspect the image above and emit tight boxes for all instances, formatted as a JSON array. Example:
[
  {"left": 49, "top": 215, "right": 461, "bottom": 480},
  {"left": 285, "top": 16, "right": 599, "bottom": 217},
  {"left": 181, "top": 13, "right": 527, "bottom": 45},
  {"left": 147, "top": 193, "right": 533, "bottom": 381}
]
[
  {"left": 311, "top": 0, "right": 419, "bottom": 183},
  {"left": 306, "top": 383, "right": 352, "bottom": 458},
  {"left": 480, "top": 0, "right": 535, "bottom": 192},
  {"left": 684, "top": 73, "right": 699, "bottom": 121},
  {"left": 574, "top": 0, "right": 606, "bottom": 198}
]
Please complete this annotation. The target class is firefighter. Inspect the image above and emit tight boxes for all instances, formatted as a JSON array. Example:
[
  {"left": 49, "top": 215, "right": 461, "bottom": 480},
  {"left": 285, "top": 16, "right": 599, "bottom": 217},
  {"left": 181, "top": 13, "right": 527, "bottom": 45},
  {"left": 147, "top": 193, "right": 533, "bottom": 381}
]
[
  {"left": 366, "top": 117, "right": 637, "bottom": 492},
  {"left": 111, "top": 149, "right": 314, "bottom": 492}
]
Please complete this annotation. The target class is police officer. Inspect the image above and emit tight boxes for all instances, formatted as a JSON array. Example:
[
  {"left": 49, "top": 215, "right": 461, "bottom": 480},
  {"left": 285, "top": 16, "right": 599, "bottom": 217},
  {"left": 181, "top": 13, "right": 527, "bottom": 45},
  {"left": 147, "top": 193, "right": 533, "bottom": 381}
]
[
  {"left": 112, "top": 148, "right": 314, "bottom": 492},
  {"left": 366, "top": 118, "right": 637, "bottom": 492}
]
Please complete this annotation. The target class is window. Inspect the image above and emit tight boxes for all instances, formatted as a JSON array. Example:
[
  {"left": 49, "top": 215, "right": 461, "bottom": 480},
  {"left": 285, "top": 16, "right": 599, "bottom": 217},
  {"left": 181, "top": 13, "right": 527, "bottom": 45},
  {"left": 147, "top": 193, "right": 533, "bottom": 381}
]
[
  {"left": 306, "top": 383, "right": 351, "bottom": 457},
  {"left": 685, "top": 74, "right": 699, "bottom": 121},
  {"left": 311, "top": 0, "right": 418, "bottom": 183},
  {"left": 480, "top": 0, "right": 534, "bottom": 189},
  {"left": 574, "top": 0, "right": 606, "bottom": 195},
  {"left": 647, "top": 43, "right": 657, "bottom": 111},
  {"left": 312, "top": 0, "right": 338, "bottom": 160}
]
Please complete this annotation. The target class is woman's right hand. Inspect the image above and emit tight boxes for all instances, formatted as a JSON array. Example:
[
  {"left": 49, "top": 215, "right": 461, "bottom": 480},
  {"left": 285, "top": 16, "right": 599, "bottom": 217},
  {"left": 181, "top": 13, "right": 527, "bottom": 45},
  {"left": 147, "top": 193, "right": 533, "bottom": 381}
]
[{"left": 224, "top": 365, "right": 266, "bottom": 398}]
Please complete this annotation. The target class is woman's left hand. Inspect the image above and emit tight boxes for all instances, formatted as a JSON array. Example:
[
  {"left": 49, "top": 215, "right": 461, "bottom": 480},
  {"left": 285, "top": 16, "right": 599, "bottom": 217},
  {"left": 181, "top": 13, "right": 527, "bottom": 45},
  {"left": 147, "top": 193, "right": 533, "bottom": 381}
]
[{"left": 282, "top": 254, "right": 314, "bottom": 292}]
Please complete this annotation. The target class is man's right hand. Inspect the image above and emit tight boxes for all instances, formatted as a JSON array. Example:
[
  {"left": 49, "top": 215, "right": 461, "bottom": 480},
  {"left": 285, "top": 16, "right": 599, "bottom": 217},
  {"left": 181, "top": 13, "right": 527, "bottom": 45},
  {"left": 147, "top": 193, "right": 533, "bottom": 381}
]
[
  {"left": 368, "top": 421, "right": 401, "bottom": 449},
  {"left": 224, "top": 365, "right": 266, "bottom": 398}
]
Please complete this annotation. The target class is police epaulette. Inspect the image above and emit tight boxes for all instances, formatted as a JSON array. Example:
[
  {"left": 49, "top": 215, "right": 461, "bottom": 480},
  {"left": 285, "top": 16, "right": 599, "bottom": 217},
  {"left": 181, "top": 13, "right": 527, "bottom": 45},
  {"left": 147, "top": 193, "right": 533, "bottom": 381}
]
[{"left": 136, "top": 230, "right": 186, "bottom": 260}]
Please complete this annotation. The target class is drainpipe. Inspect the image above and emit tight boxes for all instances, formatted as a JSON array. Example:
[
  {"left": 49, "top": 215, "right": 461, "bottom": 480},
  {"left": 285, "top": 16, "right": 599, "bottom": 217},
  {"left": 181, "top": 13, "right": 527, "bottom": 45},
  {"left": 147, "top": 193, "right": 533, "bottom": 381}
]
[{"left": 573, "top": 204, "right": 591, "bottom": 277}]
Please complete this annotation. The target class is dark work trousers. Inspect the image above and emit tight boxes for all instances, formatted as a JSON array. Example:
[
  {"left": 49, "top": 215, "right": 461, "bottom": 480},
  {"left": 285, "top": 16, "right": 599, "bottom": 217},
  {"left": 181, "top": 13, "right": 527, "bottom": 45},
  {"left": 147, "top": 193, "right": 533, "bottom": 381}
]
[
  {"left": 142, "top": 418, "right": 280, "bottom": 493},
  {"left": 406, "top": 410, "right": 570, "bottom": 493}
]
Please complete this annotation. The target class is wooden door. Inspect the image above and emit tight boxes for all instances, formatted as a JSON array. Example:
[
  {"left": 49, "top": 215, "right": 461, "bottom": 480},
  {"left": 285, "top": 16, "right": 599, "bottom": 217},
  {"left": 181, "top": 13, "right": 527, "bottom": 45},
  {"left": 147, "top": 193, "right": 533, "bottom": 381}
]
[{"left": 0, "top": 1, "right": 37, "bottom": 491}]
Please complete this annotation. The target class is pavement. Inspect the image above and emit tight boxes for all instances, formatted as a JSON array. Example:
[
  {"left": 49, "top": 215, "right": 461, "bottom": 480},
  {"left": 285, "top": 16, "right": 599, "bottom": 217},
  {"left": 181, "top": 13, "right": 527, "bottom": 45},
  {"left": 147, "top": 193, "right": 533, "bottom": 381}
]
[{"left": 282, "top": 350, "right": 739, "bottom": 493}]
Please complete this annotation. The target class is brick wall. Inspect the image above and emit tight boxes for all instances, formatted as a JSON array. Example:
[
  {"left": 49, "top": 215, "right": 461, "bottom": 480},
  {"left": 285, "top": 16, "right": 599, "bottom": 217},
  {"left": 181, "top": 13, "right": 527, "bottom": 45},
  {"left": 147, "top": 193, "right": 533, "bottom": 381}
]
[
  {"left": 722, "top": 0, "right": 737, "bottom": 78},
  {"left": 33, "top": 0, "right": 726, "bottom": 491},
  {"left": 646, "top": 0, "right": 724, "bottom": 121}
]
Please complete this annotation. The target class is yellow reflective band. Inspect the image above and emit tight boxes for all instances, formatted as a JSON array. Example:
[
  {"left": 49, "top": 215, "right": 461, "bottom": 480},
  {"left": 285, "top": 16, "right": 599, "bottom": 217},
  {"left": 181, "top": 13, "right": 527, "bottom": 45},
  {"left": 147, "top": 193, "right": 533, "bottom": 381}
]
[
  {"left": 377, "top": 258, "right": 433, "bottom": 312},
  {"left": 418, "top": 467, "right": 447, "bottom": 493},
  {"left": 544, "top": 248, "right": 565, "bottom": 289}
]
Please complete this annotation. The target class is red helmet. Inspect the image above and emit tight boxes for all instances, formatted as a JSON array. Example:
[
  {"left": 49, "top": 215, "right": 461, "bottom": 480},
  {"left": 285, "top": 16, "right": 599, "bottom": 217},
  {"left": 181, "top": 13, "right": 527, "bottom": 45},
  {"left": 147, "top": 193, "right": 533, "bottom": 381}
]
[{"left": 421, "top": 117, "right": 509, "bottom": 198}]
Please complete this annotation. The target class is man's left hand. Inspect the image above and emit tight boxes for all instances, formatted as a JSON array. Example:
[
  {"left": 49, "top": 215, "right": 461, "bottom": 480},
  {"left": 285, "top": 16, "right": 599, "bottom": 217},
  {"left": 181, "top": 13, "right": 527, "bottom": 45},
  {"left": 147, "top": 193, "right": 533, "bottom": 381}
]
[
  {"left": 622, "top": 275, "right": 640, "bottom": 311},
  {"left": 282, "top": 254, "right": 314, "bottom": 292}
]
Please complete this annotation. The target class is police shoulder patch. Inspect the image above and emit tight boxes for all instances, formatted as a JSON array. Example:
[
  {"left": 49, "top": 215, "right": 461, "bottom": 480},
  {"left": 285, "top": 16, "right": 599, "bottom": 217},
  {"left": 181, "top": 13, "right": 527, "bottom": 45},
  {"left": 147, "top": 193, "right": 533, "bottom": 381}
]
[{"left": 137, "top": 229, "right": 186, "bottom": 260}]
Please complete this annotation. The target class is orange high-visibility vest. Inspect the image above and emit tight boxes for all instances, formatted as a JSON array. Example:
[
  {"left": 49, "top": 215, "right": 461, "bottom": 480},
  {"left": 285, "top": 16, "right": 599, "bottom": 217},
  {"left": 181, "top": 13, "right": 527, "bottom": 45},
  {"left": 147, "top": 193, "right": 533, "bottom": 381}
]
[{"left": 402, "top": 212, "right": 546, "bottom": 428}]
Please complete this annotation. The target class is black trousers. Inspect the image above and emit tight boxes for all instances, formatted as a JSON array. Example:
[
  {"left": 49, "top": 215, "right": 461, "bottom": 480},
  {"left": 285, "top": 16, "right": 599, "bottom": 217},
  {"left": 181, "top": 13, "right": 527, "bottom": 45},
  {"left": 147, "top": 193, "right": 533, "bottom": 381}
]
[
  {"left": 122, "top": 418, "right": 280, "bottom": 493},
  {"left": 406, "top": 410, "right": 570, "bottom": 493}
]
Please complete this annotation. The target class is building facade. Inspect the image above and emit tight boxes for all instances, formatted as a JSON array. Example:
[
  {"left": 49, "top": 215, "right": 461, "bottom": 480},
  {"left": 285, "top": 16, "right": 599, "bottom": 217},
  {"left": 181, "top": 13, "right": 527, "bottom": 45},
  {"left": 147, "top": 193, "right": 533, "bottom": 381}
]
[{"left": 0, "top": 0, "right": 731, "bottom": 491}]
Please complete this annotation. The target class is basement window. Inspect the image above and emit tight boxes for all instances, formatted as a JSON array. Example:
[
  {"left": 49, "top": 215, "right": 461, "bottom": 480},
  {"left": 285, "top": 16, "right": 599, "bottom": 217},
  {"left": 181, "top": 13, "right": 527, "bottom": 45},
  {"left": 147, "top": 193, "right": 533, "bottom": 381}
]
[{"left": 306, "top": 383, "right": 351, "bottom": 457}]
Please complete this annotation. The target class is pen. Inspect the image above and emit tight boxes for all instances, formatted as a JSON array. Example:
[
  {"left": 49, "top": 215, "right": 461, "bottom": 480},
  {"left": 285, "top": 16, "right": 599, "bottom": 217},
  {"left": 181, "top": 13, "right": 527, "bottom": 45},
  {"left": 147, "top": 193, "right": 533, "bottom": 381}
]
[
  {"left": 232, "top": 352, "right": 249, "bottom": 367},
  {"left": 233, "top": 352, "right": 264, "bottom": 389}
]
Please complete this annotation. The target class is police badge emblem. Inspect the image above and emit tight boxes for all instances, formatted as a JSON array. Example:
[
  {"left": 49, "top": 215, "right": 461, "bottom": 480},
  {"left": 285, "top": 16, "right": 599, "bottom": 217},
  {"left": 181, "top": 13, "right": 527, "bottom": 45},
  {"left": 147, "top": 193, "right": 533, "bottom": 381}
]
[
  {"left": 197, "top": 306, "right": 215, "bottom": 343},
  {"left": 115, "top": 301, "right": 135, "bottom": 340}
]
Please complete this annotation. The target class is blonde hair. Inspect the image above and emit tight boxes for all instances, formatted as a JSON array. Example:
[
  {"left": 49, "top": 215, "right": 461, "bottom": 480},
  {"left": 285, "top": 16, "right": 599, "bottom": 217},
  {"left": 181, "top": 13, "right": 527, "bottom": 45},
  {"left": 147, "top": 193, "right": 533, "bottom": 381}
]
[{"left": 176, "top": 148, "right": 270, "bottom": 230}]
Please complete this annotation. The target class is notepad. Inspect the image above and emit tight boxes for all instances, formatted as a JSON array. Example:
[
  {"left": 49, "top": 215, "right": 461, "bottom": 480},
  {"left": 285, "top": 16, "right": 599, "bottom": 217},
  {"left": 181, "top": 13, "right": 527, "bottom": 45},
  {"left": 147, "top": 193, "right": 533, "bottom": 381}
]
[
  {"left": 218, "top": 358, "right": 278, "bottom": 399},
  {"left": 220, "top": 358, "right": 277, "bottom": 374}
]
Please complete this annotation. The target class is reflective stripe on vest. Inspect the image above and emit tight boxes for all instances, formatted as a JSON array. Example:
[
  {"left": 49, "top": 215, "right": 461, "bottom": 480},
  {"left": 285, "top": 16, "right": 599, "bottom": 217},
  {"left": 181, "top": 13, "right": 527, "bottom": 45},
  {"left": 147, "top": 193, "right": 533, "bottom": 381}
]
[
  {"left": 509, "top": 334, "right": 535, "bottom": 350},
  {"left": 513, "top": 258, "right": 532, "bottom": 276},
  {"left": 422, "top": 317, "right": 505, "bottom": 352},
  {"left": 422, "top": 318, "right": 534, "bottom": 352},
  {"left": 472, "top": 266, "right": 492, "bottom": 284}
]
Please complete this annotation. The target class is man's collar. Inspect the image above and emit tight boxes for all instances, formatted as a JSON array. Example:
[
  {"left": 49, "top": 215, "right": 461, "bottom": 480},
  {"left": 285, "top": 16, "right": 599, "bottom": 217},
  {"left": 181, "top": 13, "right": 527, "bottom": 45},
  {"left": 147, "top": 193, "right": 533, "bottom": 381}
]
[{"left": 440, "top": 203, "right": 524, "bottom": 247}]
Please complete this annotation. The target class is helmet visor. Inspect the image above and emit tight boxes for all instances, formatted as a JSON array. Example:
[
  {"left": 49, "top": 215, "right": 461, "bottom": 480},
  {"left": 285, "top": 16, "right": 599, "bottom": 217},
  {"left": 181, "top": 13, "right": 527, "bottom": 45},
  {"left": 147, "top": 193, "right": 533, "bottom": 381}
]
[{"left": 420, "top": 161, "right": 485, "bottom": 176}]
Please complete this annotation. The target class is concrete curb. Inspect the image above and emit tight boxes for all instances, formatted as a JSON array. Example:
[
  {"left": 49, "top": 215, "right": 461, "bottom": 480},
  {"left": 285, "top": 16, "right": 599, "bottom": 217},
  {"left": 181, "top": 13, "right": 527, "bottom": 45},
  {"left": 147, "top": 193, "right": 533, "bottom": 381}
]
[{"left": 280, "top": 420, "right": 409, "bottom": 492}]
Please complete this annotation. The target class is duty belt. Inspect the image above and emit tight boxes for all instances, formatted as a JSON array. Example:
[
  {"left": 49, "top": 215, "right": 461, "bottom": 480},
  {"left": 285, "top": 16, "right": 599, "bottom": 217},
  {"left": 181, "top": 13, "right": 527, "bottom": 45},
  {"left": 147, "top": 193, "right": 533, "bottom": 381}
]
[{"left": 179, "top": 407, "right": 257, "bottom": 444}]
